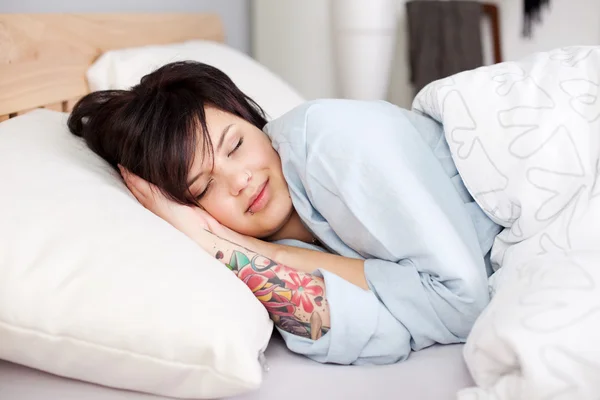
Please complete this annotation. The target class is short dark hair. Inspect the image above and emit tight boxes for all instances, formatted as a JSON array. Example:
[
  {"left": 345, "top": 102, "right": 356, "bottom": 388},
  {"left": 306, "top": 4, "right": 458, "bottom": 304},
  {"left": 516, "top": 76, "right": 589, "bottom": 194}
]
[{"left": 68, "top": 61, "right": 268, "bottom": 205}]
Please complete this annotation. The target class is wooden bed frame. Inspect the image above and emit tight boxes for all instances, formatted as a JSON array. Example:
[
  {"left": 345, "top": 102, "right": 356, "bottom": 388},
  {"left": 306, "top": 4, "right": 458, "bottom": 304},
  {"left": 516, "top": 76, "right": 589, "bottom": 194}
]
[{"left": 0, "top": 14, "right": 224, "bottom": 121}]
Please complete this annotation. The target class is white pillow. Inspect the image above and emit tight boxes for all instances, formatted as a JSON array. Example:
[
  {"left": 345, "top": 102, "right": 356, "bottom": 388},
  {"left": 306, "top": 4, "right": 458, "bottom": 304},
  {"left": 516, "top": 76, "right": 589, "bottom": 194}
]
[
  {"left": 0, "top": 110, "right": 274, "bottom": 399},
  {"left": 86, "top": 40, "right": 305, "bottom": 120}
]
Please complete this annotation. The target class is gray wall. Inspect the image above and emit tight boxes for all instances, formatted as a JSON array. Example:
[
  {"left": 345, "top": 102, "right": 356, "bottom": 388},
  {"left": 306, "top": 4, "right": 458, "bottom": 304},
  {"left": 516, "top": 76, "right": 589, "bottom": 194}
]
[{"left": 0, "top": 0, "right": 251, "bottom": 53}]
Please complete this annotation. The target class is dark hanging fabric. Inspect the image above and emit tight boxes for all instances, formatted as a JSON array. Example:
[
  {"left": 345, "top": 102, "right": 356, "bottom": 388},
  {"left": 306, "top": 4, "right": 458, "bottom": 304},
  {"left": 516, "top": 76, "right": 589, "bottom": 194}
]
[
  {"left": 523, "top": 0, "right": 550, "bottom": 37},
  {"left": 406, "top": 1, "right": 484, "bottom": 95}
]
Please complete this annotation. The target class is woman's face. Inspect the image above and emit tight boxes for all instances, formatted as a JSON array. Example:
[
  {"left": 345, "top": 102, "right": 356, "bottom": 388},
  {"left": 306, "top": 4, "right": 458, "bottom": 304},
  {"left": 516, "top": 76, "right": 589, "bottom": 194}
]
[{"left": 187, "top": 107, "right": 293, "bottom": 238}]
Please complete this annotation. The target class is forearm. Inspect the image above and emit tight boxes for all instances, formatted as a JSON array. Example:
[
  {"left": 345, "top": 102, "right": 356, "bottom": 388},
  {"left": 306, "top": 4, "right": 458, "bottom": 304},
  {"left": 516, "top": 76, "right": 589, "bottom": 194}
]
[
  {"left": 195, "top": 229, "right": 331, "bottom": 340},
  {"left": 245, "top": 238, "right": 369, "bottom": 290}
]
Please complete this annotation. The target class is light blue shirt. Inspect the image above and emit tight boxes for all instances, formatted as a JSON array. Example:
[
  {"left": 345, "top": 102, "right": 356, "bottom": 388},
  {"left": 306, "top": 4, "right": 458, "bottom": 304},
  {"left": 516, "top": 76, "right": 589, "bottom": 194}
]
[{"left": 263, "top": 99, "right": 501, "bottom": 365}]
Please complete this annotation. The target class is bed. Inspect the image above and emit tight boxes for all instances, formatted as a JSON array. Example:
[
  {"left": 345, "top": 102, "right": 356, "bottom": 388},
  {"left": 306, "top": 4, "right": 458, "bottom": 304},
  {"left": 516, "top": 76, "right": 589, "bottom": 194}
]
[
  {"left": 0, "top": 13, "right": 475, "bottom": 400},
  {"left": 0, "top": 336, "right": 473, "bottom": 400}
]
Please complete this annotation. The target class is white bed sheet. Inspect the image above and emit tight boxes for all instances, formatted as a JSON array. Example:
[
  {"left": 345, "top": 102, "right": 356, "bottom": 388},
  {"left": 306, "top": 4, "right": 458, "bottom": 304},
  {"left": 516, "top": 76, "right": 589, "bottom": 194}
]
[{"left": 0, "top": 335, "right": 473, "bottom": 400}]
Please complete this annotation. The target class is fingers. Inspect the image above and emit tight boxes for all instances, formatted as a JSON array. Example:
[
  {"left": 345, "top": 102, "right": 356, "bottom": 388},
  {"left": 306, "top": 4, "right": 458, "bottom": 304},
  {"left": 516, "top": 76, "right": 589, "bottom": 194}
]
[
  {"left": 118, "top": 164, "right": 151, "bottom": 205},
  {"left": 118, "top": 165, "right": 172, "bottom": 213},
  {"left": 119, "top": 166, "right": 143, "bottom": 192},
  {"left": 127, "top": 179, "right": 145, "bottom": 203}
]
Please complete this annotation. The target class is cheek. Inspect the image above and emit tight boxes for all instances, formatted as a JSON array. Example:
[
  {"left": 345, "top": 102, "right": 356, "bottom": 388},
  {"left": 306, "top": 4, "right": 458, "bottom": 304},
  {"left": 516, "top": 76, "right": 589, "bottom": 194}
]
[
  {"left": 203, "top": 195, "right": 263, "bottom": 236},
  {"left": 249, "top": 140, "right": 278, "bottom": 166},
  {"left": 202, "top": 196, "right": 242, "bottom": 226}
]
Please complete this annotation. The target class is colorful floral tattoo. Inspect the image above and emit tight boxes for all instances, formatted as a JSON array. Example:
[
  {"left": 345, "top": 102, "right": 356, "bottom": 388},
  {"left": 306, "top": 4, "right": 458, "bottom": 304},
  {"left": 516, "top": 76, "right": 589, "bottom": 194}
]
[{"left": 219, "top": 249, "right": 330, "bottom": 340}]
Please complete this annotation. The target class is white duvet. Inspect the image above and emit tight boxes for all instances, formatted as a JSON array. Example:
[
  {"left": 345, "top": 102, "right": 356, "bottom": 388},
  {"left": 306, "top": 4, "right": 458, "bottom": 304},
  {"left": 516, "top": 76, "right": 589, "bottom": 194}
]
[{"left": 413, "top": 46, "right": 600, "bottom": 400}]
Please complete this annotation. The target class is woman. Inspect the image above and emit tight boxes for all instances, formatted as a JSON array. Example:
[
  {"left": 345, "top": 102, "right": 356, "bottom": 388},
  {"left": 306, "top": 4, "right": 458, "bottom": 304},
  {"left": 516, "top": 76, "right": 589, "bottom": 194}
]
[{"left": 68, "top": 61, "right": 501, "bottom": 365}]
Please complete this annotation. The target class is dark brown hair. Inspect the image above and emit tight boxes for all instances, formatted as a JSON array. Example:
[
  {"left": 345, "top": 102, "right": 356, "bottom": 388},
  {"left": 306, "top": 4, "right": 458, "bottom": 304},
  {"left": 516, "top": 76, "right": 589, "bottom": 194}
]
[{"left": 68, "top": 61, "right": 268, "bottom": 205}]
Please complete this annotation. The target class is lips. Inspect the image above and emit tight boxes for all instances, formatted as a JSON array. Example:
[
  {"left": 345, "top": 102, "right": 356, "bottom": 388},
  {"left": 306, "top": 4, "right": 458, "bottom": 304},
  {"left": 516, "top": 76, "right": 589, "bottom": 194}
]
[{"left": 247, "top": 179, "right": 269, "bottom": 214}]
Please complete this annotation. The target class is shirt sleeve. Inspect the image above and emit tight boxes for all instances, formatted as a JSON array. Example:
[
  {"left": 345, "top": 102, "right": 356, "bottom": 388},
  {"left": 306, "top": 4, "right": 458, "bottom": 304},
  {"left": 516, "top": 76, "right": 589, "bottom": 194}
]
[
  {"left": 264, "top": 100, "right": 490, "bottom": 365},
  {"left": 269, "top": 239, "right": 412, "bottom": 365}
]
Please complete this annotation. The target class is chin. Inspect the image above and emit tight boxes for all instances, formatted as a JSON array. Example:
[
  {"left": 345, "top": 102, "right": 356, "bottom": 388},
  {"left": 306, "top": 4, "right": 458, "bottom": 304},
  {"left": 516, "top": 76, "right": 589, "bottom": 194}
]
[
  {"left": 235, "top": 218, "right": 282, "bottom": 240},
  {"left": 256, "top": 222, "right": 284, "bottom": 240},
  {"left": 259, "top": 205, "right": 294, "bottom": 240}
]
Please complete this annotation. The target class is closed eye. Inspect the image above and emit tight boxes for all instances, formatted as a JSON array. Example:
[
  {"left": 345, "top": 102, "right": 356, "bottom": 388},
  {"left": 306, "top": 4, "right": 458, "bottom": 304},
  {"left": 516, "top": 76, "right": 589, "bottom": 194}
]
[
  {"left": 195, "top": 179, "right": 213, "bottom": 201},
  {"left": 228, "top": 138, "right": 243, "bottom": 157},
  {"left": 196, "top": 138, "right": 243, "bottom": 200}
]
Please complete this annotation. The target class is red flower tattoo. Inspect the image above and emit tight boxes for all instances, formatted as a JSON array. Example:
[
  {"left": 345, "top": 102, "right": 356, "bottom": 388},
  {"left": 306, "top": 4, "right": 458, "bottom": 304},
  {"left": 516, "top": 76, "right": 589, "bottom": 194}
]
[
  {"left": 284, "top": 271, "right": 324, "bottom": 313},
  {"left": 238, "top": 263, "right": 296, "bottom": 317}
]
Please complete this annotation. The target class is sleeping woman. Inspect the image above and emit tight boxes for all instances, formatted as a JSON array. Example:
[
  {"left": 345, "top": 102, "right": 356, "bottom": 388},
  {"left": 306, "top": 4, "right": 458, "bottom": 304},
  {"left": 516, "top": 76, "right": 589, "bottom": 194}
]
[{"left": 68, "top": 61, "right": 502, "bottom": 365}]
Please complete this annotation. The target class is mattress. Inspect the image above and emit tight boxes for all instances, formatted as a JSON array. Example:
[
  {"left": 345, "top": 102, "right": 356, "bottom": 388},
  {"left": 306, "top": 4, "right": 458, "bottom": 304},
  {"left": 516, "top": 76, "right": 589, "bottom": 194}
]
[{"left": 0, "top": 335, "right": 473, "bottom": 400}]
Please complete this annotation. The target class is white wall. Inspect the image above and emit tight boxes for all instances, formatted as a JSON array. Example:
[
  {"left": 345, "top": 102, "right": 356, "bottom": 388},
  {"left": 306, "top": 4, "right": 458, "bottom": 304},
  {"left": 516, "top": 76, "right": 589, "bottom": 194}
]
[
  {"left": 0, "top": 0, "right": 251, "bottom": 53},
  {"left": 494, "top": 0, "right": 600, "bottom": 62},
  {"left": 252, "top": 0, "right": 338, "bottom": 101},
  {"left": 253, "top": 0, "right": 600, "bottom": 108}
]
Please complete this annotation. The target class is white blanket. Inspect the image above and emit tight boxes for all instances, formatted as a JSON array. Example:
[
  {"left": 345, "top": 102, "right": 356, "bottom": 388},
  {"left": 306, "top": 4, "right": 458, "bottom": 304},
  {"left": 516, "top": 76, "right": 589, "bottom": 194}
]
[{"left": 413, "top": 46, "right": 600, "bottom": 400}]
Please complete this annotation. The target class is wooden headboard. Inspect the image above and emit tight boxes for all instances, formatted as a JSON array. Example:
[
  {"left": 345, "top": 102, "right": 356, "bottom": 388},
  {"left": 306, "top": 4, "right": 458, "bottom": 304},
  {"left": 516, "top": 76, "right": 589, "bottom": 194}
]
[{"left": 0, "top": 14, "right": 224, "bottom": 121}]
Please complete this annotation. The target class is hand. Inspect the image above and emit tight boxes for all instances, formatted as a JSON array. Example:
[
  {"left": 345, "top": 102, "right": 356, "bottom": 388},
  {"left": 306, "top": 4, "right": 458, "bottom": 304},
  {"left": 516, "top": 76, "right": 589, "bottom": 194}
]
[
  {"left": 119, "top": 165, "right": 221, "bottom": 239},
  {"left": 119, "top": 166, "right": 261, "bottom": 256}
]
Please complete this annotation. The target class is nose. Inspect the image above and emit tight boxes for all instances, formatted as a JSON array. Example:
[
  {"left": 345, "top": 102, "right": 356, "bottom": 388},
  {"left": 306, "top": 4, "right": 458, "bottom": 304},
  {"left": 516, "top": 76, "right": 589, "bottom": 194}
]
[{"left": 225, "top": 167, "right": 251, "bottom": 196}]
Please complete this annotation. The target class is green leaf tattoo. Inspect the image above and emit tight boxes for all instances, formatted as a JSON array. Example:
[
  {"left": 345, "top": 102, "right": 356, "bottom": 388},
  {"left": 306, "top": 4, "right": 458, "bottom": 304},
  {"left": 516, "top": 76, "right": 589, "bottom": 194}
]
[{"left": 228, "top": 250, "right": 250, "bottom": 272}]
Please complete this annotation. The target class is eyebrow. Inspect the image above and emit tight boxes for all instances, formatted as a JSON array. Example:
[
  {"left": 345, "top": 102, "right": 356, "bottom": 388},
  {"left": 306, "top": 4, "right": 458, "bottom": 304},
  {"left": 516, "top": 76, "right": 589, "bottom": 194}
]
[{"left": 187, "top": 123, "right": 234, "bottom": 186}]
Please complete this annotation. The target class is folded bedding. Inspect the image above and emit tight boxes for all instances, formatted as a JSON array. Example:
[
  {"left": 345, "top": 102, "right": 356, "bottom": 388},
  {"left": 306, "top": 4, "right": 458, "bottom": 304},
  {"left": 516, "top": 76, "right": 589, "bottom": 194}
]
[{"left": 413, "top": 46, "right": 600, "bottom": 399}]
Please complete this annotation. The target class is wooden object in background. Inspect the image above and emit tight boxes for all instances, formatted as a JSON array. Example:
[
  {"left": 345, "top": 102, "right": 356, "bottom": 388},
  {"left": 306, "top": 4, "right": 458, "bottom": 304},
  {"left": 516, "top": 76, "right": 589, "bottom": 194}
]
[
  {"left": 0, "top": 13, "right": 224, "bottom": 120},
  {"left": 482, "top": 3, "right": 503, "bottom": 64}
]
